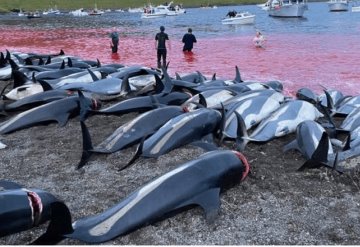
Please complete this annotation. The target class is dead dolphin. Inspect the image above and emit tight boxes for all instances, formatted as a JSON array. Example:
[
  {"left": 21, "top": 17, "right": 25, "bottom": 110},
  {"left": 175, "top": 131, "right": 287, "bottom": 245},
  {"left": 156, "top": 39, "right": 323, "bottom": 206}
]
[
  {"left": 0, "top": 180, "right": 71, "bottom": 238},
  {"left": 0, "top": 92, "right": 101, "bottom": 134},
  {"left": 237, "top": 100, "right": 324, "bottom": 151},
  {"left": 223, "top": 96, "right": 281, "bottom": 139},
  {"left": 90, "top": 91, "right": 191, "bottom": 116},
  {"left": 78, "top": 106, "right": 186, "bottom": 168},
  {"left": 125, "top": 108, "right": 222, "bottom": 168},
  {"left": 33, "top": 150, "right": 250, "bottom": 244},
  {"left": 283, "top": 120, "right": 334, "bottom": 160}
]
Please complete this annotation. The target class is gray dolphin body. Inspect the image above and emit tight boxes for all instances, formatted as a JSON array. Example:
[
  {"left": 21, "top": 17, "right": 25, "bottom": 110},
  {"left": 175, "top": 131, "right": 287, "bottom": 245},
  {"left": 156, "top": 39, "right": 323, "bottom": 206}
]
[
  {"left": 135, "top": 108, "right": 222, "bottom": 160},
  {"left": 0, "top": 94, "right": 100, "bottom": 134},
  {"left": 339, "top": 107, "right": 360, "bottom": 131},
  {"left": 283, "top": 120, "right": 334, "bottom": 160},
  {"left": 59, "top": 77, "right": 124, "bottom": 95},
  {"left": 92, "top": 92, "right": 191, "bottom": 116},
  {"left": 237, "top": 100, "right": 324, "bottom": 150},
  {"left": 0, "top": 180, "right": 71, "bottom": 238},
  {"left": 34, "top": 150, "right": 249, "bottom": 244},
  {"left": 3, "top": 89, "right": 73, "bottom": 112},
  {"left": 223, "top": 96, "right": 281, "bottom": 139},
  {"left": 78, "top": 106, "right": 185, "bottom": 168}
]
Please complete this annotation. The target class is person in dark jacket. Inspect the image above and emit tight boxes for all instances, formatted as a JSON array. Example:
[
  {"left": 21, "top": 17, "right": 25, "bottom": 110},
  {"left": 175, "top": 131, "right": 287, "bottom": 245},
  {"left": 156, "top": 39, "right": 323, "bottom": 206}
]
[
  {"left": 110, "top": 31, "right": 119, "bottom": 53},
  {"left": 182, "top": 28, "right": 197, "bottom": 52},
  {"left": 155, "top": 26, "right": 170, "bottom": 68}
]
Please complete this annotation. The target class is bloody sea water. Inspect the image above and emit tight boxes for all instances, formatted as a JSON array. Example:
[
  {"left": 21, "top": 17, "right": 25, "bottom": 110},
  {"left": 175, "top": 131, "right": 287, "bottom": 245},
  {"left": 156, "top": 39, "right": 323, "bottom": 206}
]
[{"left": 0, "top": 2, "right": 359, "bottom": 96}]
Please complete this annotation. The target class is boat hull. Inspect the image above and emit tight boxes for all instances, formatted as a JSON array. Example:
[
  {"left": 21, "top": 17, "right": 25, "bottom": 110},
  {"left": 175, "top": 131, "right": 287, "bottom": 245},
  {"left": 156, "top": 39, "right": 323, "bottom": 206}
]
[
  {"left": 141, "top": 13, "right": 167, "bottom": 18},
  {"left": 352, "top": 6, "right": 360, "bottom": 11},
  {"left": 328, "top": 2, "right": 348, "bottom": 11},
  {"left": 222, "top": 16, "right": 255, "bottom": 25},
  {"left": 268, "top": 4, "right": 307, "bottom": 17}
]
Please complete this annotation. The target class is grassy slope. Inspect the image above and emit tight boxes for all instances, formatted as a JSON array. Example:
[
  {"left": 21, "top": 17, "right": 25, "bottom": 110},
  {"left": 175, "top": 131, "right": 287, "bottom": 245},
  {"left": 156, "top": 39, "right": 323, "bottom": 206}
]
[{"left": 0, "top": 0, "right": 260, "bottom": 12}]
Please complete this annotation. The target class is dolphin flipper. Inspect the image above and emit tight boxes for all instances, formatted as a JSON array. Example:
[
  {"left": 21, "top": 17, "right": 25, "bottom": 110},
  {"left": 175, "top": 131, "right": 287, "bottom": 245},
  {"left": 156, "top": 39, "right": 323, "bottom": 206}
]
[
  {"left": 174, "top": 188, "right": 221, "bottom": 223},
  {"left": 31, "top": 202, "right": 73, "bottom": 245},
  {"left": 283, "top": 140, "right": 299, "bottom": 153}
]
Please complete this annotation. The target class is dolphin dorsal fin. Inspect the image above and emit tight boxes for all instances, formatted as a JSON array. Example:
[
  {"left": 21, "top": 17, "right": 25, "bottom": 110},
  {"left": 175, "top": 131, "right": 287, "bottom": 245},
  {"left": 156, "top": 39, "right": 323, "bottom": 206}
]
[{"left": 234, "top": 65, "right": 242, "bottom": 83}]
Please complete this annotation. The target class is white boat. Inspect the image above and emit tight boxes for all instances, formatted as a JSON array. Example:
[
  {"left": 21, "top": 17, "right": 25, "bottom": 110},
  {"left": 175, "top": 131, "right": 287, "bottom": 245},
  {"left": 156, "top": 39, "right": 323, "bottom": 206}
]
[
  {"left": 257, "top": 1, "right": 271, "bottom": 10},
  {"left": 43, "top": 6, "right": 61, "bottom": 15},
  {"left": 18, "top": 9, "right": 25, "bottom": 16},
  {"left": 141, "top": 6, "right": 167, "bottom": 18},
  {"left": 221, "top": 11, "right": 255, "bottom": 25},
  {"left": 267, "top": 0, "right": 308, "bottom": 17},
  {"left": 327, "top": 0, "right": 349, "bottom": 11},
  {"left": 89, "top": 4, "right": 104, "bottom": 16},
  {"left": 70, "top": 8, "right": 89, "bottom": 17},
  {"left": 352, "top": 1, "right": 360, "bottom": 11}
]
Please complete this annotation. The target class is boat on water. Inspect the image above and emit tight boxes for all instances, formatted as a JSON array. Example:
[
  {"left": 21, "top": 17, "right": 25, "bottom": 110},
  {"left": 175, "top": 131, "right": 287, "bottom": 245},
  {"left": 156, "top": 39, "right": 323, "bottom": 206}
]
[
  {"left": 257, "top": 1, "right": 271, "bottom": 10},
  {"left": 327, "top": 0, "right": 349, "bottom": 11},
  {"left": 352, "top": 1, "right": 360, "bottom": 11},
  {"left": 89, "top": 4, "right": 104, "bottom": 16},
  {"left": 141, "top": 6, "right": 167, "bottom": 18},
  {"left": 221, "top": 11, "right": 255, "bottom": 25},
  {"left": 267, "top": 0, "right": 308, "bottom": 17},
  {"left": 70, "top": 8, "right": 89, "bottom": 17},
  {"left": 43, "top": 6, "right": 61, "bottom": 15},
  {"left": 18, "top": 9, "right": 25, "bottom": 16}
]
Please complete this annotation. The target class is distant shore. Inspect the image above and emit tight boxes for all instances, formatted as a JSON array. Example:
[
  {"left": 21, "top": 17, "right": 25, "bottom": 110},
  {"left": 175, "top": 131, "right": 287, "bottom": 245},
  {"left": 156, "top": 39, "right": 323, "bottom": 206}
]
[{"left": 0, "top": 0, "right": 322, "bottom": 13}]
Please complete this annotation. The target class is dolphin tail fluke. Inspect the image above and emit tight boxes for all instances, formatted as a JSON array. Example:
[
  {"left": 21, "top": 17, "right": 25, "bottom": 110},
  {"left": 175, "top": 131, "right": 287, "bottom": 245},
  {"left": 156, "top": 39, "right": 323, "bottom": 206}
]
[
  {"left": 120, "top": 137, "right": 145, "bottom": 171},
  {"left": 78, "top": 90, "right": 91, "bottom": 122},
  {"left": 12, "top": 70, "right": 29, "bottom": 88},
  {"left": 298, "top": 132, "right": 330, "bottom": 171},
  {"left": 154, "top": 74, "right": 166, "bottom": 94},
  {"left": 77, "top": 121, "right": 94, "bottom": 169},
  {"left": 323, "top": 90, "right": 336, "bottom": 115},
  {"left": 31, "top": 202, "right": 73, "bottom": 245},
  {"left": 234, "top": 111, "right": 249, "bottom": 152},
  {"left": 9, "top": 58, "right": 19, "bottom": 71}
]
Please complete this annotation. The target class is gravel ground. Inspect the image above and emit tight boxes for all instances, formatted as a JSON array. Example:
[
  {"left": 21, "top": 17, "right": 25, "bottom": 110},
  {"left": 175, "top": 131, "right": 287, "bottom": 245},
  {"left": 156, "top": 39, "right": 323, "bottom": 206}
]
[{"left": 1, "top": 80, "right": 360, "bottom": 245}]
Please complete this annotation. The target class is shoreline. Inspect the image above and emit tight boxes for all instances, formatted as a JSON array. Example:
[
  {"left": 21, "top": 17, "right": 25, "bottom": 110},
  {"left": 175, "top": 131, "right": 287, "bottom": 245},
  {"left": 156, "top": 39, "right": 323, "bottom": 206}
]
[{"left": 0, "top": 0, "right": 324, "bottom": 13}]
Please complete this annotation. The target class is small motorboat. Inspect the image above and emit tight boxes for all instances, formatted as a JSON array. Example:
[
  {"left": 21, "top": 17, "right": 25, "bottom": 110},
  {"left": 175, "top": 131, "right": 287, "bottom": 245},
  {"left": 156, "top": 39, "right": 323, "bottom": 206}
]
[
  {"left": 221, "top": 11, "right": 255, "bottom": 25},
  {"left": 267, "top": 0, "right": 308, "bottom": 17},
  {"left": 141, "top": 6, "right": 167, "bottom": 18},
  {"left": 328, "top": 0, "right": 348, "bottom": 11}
]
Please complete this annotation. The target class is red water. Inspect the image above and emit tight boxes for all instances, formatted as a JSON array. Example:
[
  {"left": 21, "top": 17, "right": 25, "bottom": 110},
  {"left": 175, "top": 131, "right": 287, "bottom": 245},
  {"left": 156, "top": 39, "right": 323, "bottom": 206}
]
[{"left": 1, "top": 27, "right": 359, "bottom": 96}]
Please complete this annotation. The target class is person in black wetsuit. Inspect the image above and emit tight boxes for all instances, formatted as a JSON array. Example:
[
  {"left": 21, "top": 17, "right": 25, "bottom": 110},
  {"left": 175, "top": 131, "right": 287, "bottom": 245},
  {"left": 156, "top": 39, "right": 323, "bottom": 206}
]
[
  {"left": 155, "top": 26, "right": 170, "bottom": 69},
  {"left": 182, "top": 28, "right": 197, "bottom": 52},
  {"left": 110, "top": 31, "right": 119, "bottom": 53}
]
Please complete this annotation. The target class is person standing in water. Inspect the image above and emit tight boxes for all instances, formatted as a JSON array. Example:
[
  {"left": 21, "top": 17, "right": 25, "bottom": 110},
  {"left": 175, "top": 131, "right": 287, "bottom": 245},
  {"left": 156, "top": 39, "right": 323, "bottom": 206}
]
[
  {"left": 182, "top": 28, "right": 197, "bottom": 52},
  {"left": 253, "top": 31, "right": 266, "bottom": 48},
  {"left": 155, "top": 25, "right": 170, "bottom": 69},
  {"left": 110, "top": 31, "right": 119, "bottom": 53}
]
